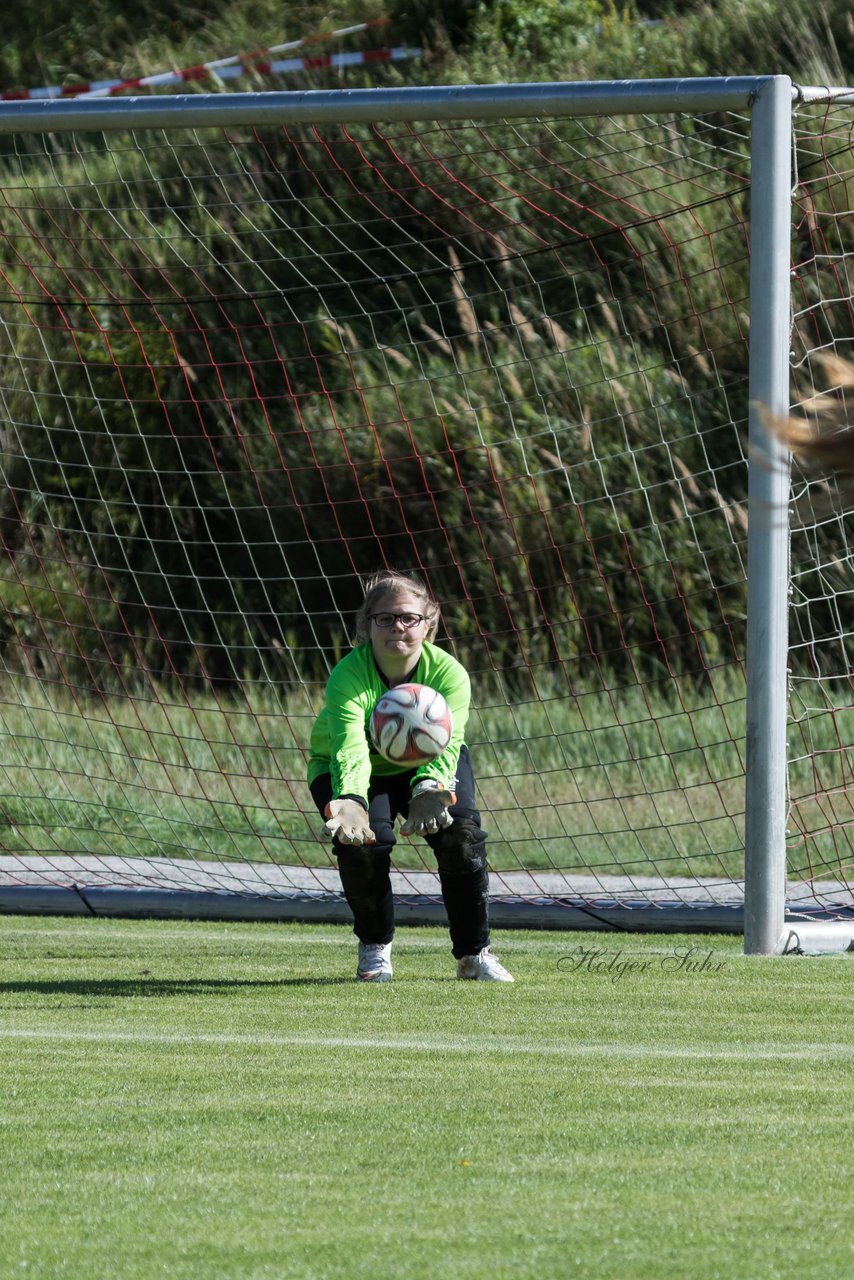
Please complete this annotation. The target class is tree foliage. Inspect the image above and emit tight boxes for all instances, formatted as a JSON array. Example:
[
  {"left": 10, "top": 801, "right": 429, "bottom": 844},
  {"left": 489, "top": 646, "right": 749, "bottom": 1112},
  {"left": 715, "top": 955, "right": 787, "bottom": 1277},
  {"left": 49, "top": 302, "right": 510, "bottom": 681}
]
[{"left": 0, "top": 1, "right": 852, "bottom": 692}]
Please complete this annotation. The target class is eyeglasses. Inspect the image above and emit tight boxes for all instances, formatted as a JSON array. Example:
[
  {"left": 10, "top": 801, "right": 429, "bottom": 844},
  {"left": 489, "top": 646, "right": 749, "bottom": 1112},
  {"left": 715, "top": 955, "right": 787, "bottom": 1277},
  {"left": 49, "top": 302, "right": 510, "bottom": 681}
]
[{"left": 369, "top": 612, "right": 426, "bottom": 629}]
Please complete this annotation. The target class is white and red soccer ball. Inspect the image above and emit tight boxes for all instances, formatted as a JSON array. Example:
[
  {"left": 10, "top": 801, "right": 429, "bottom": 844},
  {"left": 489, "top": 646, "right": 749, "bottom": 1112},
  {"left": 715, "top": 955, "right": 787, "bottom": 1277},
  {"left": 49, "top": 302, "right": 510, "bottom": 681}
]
[{"left": 369, "top": 684, "right": 454, "bottom": 765}]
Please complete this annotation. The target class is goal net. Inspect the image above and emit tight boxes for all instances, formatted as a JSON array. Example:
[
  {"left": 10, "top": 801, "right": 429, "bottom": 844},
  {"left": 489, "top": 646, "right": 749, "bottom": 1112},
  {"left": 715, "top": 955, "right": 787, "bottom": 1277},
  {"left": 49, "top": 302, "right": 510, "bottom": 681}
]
[
  {"left": 0, "top": 83, "right": 851, "bottom": 934},
  {"left": 786, "top": 94, "right": 854, "bottom": 939}
]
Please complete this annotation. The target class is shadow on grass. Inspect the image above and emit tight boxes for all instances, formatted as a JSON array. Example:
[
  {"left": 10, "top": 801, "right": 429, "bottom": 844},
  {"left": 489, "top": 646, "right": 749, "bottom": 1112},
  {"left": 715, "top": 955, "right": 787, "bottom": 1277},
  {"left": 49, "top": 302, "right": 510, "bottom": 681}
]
[{"left": 0, "top": 976, "right": 353, "bottom": 997}]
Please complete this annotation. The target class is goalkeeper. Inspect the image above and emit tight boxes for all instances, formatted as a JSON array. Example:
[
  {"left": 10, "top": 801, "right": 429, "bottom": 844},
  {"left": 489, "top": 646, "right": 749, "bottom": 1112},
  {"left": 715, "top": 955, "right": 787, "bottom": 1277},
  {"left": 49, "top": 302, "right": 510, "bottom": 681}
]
[{"left": 307, "top": 569, "right": 513, "bottom": 984}]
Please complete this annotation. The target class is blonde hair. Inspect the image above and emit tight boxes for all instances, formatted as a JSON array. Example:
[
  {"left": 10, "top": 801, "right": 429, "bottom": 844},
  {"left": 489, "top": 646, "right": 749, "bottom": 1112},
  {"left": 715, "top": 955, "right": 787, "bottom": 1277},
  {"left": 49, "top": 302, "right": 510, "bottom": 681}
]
[
  {"left": 354, "top": 570, "right": 440, "bottom": 643},
  {"left": 772, "top": 354, "right": 854, "bottom": 474}
]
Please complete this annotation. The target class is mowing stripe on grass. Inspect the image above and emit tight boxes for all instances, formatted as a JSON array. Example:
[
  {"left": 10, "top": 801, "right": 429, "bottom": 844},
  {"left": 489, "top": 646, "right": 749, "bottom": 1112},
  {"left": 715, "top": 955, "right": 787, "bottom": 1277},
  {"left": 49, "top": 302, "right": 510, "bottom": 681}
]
[
  {"left": 1, "top": 1025, "right": 853, "bottom": 1061},
  {"left": 0, "top": 924, "right": 363, "bottom": 946},
  {"left": 0, "top": 923, "right": 744, "bottom": 954}
]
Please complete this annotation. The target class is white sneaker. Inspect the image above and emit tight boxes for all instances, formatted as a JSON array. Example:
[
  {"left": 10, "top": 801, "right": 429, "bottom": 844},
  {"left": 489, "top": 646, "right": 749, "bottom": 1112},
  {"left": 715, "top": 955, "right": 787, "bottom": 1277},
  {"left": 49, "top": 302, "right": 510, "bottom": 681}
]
[
  {"left": 456, "top": 946, "right": 514, "bottom": 982},
  {"left": 357, "top": 941, "right": 393, "bottom": 982}
]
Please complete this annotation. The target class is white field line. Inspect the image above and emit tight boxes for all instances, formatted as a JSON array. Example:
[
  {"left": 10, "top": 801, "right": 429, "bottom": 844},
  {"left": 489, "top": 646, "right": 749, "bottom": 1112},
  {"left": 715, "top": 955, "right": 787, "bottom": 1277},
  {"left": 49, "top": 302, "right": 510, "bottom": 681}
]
[{"left": 0, "top": 1025, "right": 852, "bottom": 1061}]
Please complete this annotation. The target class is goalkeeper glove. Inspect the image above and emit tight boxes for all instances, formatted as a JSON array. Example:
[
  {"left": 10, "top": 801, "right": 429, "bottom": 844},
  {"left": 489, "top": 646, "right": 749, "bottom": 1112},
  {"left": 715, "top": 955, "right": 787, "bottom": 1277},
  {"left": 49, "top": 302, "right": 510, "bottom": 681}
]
[
  {"left": 323, "top": 799, "right": 376, "bottom": 846},
  {"left": 401, "top": 781, "right": 456, "bottom": 836}
]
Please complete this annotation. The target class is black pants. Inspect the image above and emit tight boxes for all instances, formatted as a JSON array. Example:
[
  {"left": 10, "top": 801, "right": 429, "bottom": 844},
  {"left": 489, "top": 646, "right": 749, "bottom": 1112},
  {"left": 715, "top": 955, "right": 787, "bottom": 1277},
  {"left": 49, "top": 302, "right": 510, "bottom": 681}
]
[{"left": 309, "top": 746, "right": 490, "bottom": 959}]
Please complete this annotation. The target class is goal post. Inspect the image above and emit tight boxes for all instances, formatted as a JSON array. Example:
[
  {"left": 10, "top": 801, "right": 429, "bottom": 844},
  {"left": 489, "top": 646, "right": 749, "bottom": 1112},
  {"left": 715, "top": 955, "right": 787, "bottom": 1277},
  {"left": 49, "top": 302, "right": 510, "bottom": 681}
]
[
  {"left": 743, "top": 75, "right": 793, "bottom": 955},
  {"left": 0, "top": 77, "right": 852, "bottom": 954}
]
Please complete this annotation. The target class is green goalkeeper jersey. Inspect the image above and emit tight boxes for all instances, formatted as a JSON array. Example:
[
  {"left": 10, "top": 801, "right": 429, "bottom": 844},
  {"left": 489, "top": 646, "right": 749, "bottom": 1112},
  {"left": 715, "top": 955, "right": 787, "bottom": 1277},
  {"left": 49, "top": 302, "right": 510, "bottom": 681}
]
[{"left": 307, "top": 641, "right": 470, "bottom": 802}]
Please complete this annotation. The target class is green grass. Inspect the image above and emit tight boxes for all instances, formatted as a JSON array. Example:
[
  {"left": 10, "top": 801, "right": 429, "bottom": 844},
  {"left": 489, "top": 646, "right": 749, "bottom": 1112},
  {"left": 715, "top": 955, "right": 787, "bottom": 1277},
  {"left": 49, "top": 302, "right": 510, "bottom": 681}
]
[{"left": 1, "top": 917, "right": 853, "bottom": 1279}]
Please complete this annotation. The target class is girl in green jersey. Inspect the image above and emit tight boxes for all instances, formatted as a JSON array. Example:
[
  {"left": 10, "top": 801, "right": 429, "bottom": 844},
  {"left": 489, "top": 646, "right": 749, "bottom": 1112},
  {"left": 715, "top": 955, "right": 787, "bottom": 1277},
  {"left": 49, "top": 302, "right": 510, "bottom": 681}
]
[{"left": 308, "top": 570, "right": 514, "bottom": 983}]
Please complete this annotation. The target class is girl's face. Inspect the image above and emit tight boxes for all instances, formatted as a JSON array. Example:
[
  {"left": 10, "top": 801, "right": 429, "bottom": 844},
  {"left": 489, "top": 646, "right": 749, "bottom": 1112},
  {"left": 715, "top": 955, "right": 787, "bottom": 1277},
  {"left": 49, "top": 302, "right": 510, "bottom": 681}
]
[{"left": 368, "top": 590, "right": 430, "bottom": 670}]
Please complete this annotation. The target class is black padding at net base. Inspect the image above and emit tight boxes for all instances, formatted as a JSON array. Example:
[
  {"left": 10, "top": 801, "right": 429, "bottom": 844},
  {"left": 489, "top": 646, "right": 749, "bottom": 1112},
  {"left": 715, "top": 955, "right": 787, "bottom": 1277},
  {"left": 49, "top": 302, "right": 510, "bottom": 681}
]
[{"left": 3, "top": 883, "right": 848, "bottom": 933}]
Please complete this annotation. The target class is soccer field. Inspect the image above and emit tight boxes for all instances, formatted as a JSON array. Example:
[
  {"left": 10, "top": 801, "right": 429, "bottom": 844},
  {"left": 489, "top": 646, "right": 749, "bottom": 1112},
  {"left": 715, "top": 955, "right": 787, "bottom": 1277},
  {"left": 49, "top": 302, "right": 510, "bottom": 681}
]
[{"left": 1, "top": 919, "right": 852, "bottom": 1279}]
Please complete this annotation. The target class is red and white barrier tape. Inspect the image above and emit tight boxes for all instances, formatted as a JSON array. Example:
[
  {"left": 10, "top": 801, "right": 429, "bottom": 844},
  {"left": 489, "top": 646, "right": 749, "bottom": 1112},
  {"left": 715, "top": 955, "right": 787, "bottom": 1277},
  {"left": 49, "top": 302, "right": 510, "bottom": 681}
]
[{"left": 1, "top": 19, "right": 419, "bottom": 101}]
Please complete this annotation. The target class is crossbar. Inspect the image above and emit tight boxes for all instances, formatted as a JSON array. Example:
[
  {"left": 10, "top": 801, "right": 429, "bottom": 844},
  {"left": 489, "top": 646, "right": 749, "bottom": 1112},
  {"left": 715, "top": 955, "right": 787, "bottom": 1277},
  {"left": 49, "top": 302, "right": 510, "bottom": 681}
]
[{"left": 0, "top": 76, "right": 781, "bottom": 132}]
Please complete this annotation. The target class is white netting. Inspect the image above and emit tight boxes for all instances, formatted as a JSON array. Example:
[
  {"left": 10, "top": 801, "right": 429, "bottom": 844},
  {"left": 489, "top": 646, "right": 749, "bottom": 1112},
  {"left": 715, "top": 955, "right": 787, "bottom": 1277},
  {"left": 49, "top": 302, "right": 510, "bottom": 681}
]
[
  {"left": 0, "top": 89, "right": 848, "bottom": 925},
  {"left": 787, "top": 97, "right": 854, "bottom": 916}
]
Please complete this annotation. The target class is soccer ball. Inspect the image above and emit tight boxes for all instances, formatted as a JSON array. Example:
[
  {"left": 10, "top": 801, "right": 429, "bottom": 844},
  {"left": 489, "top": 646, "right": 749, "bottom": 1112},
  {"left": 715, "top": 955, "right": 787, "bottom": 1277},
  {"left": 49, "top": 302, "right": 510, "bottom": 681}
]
[{"left": 369, "top": 684, "right": 454, "bottom": 765}]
